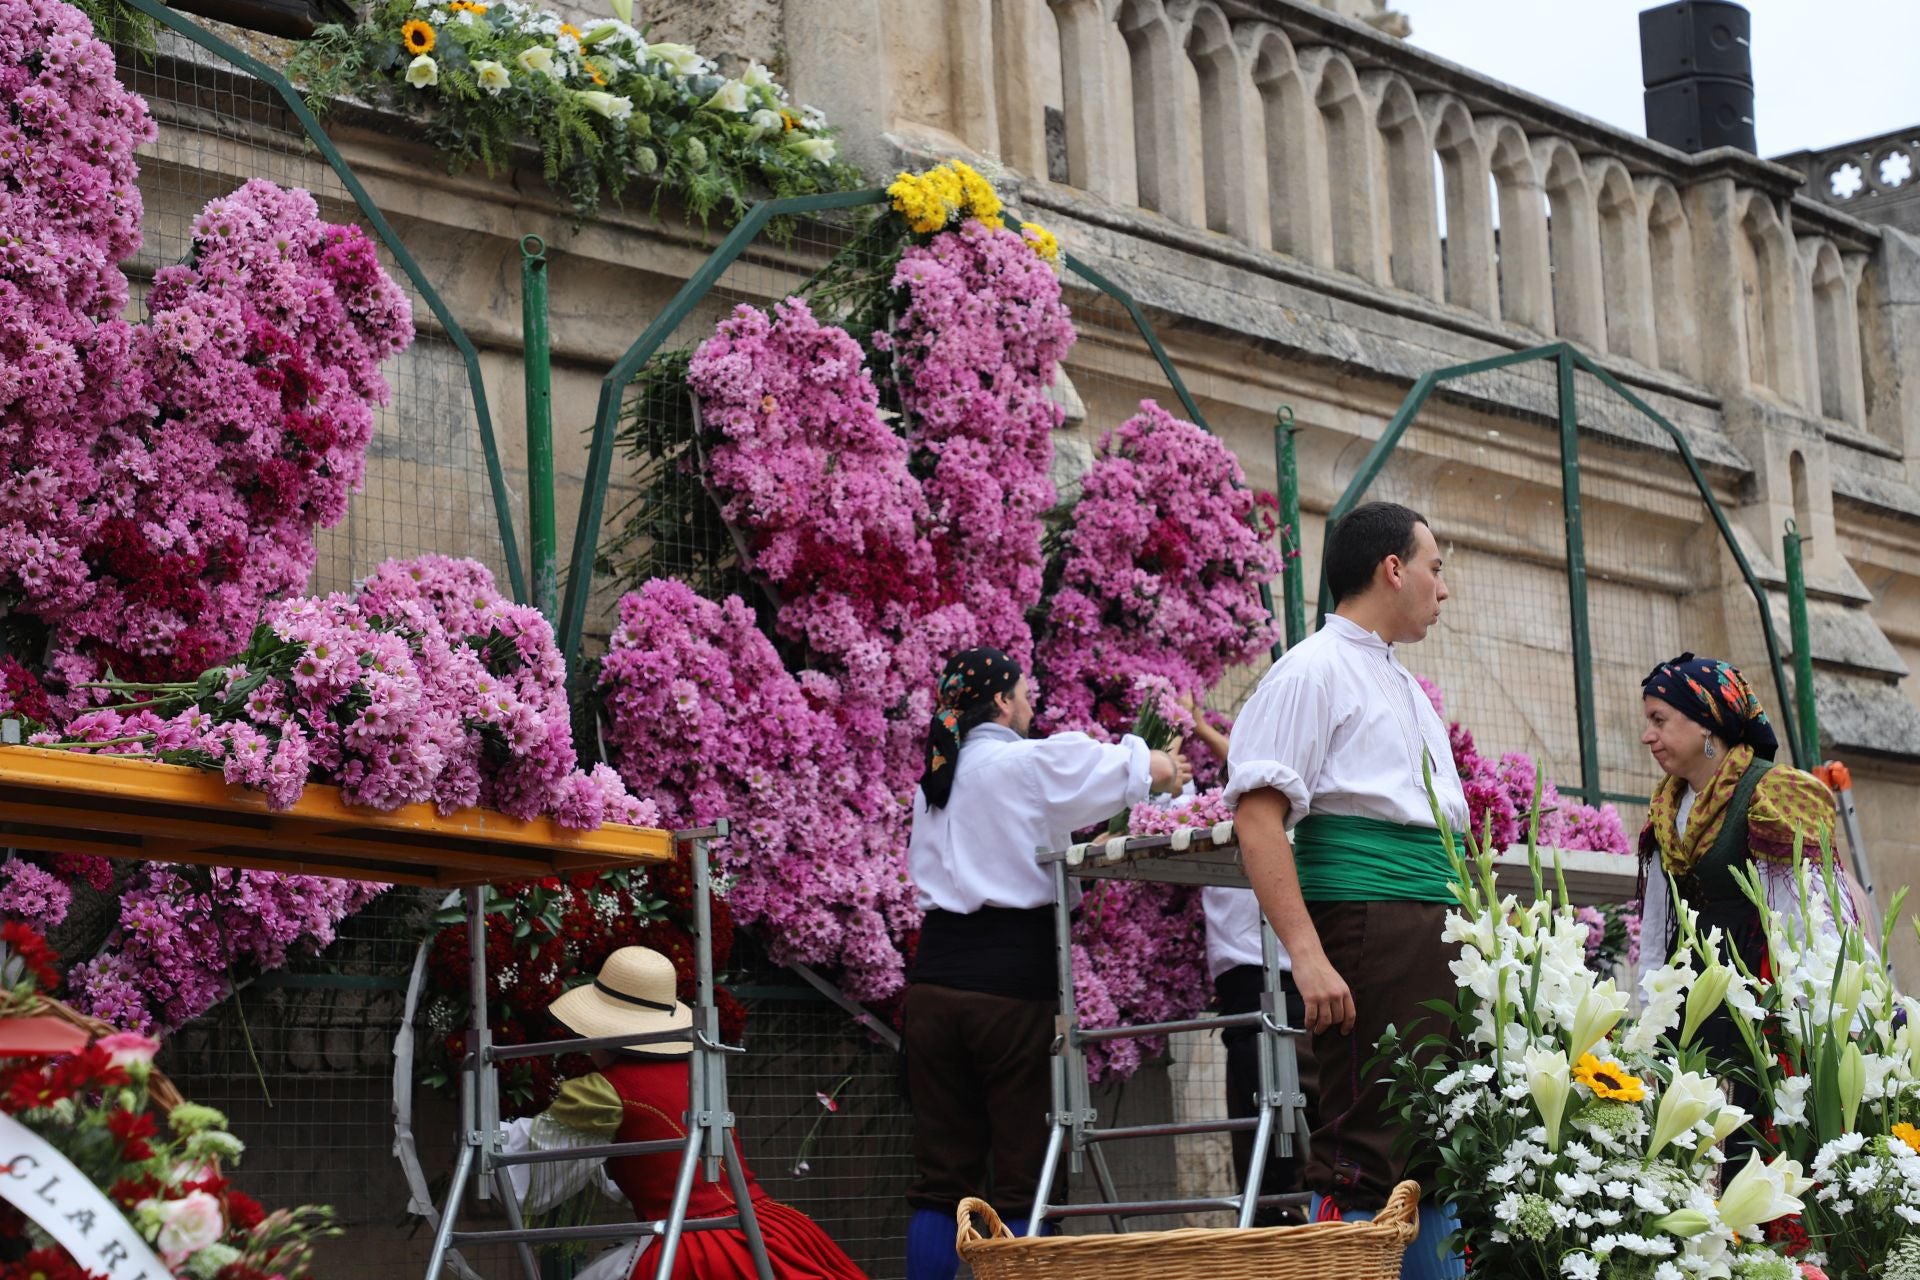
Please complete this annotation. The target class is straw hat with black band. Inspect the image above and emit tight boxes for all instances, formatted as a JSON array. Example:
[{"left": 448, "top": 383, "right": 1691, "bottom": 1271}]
[{"left": 548, "top": 947, "right": 693, "bottom": 1058}]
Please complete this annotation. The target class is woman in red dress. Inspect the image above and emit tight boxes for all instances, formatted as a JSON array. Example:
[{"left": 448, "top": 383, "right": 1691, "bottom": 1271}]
[{"left": 510, "top": 946, "right": 868, "bottom": 1280}]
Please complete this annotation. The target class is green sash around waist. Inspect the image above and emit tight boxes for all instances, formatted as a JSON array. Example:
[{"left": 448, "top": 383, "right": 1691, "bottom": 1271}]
[{"left": 1291, "top": 813, "right": 1455, "bottom": 903}]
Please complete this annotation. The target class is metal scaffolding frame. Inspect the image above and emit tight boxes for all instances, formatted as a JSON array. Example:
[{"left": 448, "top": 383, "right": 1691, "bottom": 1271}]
[
  {"left": 420, "top": 821, "right": 775, "bottom": 1280},
  {"left": 1030, "top": 824, "right": 1309, "bottom": 1232}
]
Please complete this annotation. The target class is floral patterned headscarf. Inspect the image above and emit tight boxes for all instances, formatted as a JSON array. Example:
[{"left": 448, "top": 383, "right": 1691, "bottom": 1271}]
[
  {"left": 919, "top": 647, "right": 1020, "bottom": 810},
  {"left": 1641, "top": 652, "right": 1779, "bottom": 761}
]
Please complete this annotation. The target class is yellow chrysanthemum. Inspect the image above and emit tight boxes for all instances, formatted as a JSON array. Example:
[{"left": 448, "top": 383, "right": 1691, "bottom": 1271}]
[
  {"left": 559, "top": 21, "right": 582, "bottom": 39},
  {"left": 1572, "top": 1052, "right": 1646, "bottom": 1103},
  {"left": 1021, "top": 221, "right": 1061, "bottom": 264},
  {"left": 400, "top": 19, "right": 435, "bottom": 53},
  {"left": 888, "top": 159, "right": 1008, "bottom": 236},
  {"left": 1893, "top": 1122, "right": 1920, "bottom": 1153},
  {"left": 951, "top": 159, "right": 1002, "bottom": 225}
]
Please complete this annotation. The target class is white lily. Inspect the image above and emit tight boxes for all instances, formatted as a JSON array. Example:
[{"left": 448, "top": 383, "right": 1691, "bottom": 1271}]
[
  {"left": 647, "top": 42, "right": 705, "bottom": 76},
  {"left": 1567, "top": 980, "right": 1630, "bottom": 1059},
  {"left": 606, "top": 0, "right": 630, "bottom": 22},
  {"left": 517, "top": 45, "right": 560, "bottom": 78},
  {"left": 789, "top": 136, "right": 836, "bottom": 163},
  {"left": 474, "top": 60, "right": 510, "bottom": 95},
  {"left": 1709, "top": 1102, "right": 1752, "bottom": 1145},
  {"left": 577, "top": 90, "right": 633, "bottom": 120},
  {"left": 742, "top": 60, "right": 774, "bottom": 90},
  {"left": 1717, "top": 1152, "right": 1810, "bottom": 1238},
  {"left": 1648, "top": 1067, "right": 1719, "bottom": 1159},
  {"left": 1524, "top": 1045, "right": 1570, "bottom": 1150},
  {"left": 747, "top": 107, "right": 783, "bottom": 139},
  {"left": 705, "top": 79, "right": 749, "bottom": 113},
  {"left": 405, "top": 54, "right": 438, "bottom": 87}
]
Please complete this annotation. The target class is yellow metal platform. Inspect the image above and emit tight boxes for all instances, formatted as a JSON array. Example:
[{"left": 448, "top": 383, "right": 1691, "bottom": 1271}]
[{"left": 0, "top": 745, "right": 672, "bottom": 885}]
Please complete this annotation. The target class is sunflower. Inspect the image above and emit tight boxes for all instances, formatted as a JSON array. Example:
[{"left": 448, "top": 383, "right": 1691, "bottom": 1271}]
[
  {"left": 1573, "top": 1052, "right": 1646, "bottom": 1103},
  {"left": 400, "top": 19, "right": 434, "bottom": 54},
  {"left": 1893, "top": 1122, "right": 1920, "bottom": 1154}
]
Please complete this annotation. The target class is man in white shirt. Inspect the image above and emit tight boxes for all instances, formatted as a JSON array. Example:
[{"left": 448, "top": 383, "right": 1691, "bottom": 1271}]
[
  {"left": 902, "top": 646, "right": 1186, "bottom": 1280},
  {"left": 1226, "top": 502, "right": 1468, "bottom": 1280}
]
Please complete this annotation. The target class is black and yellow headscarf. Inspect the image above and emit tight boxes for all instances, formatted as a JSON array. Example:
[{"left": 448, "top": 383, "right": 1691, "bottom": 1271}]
[{"left": 919, "top": 647, "right": 1020, "bottom": 810}]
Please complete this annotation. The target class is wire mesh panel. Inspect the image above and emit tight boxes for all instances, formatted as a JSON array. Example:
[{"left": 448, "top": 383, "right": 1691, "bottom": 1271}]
[{"left": 120, "top": 21, "right": 510, "bottom": 598}]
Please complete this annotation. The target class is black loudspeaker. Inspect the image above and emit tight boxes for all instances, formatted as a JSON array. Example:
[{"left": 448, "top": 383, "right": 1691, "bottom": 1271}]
[
  {"left": 1639, "top": 1, "right": 1753, "bottom": 86},
  {"left": 1644, "top": 77, "right": 1756, "bottom": 154}
]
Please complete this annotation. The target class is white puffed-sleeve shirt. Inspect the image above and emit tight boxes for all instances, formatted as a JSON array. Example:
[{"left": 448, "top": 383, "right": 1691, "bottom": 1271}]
[
  {"left": 908, "top": 722, "right": 1152, "bottom": 913},
  {"left": 1223, "top": 614, "right": 1468, "bottom": 832}
]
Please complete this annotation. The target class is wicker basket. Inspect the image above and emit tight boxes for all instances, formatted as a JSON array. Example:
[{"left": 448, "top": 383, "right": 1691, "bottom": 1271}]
[
  {"left": 955, "top": 1181, "right": 1421, "bottom": 1280},
  {"left": 42, "top": 996, "right": 185, "bottom": 1111}
]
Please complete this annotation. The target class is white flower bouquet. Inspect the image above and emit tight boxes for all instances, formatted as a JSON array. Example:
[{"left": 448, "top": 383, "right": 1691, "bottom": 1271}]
[{"left": 1383, "top": 766, "right": 1815, "bottom": 1279}]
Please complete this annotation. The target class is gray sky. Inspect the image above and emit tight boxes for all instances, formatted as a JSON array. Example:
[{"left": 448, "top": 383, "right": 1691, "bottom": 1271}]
[{"left": 1401, "top": 0, "right": 1919, "bottom": 167}]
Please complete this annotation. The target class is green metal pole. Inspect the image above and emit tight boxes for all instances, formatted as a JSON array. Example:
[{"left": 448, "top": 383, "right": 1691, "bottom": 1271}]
[
  {"left": 1556, "top": 349, "right": 1602, "bottom": 806},
  {"left": 1274, "top": 407, "right": 1306, "bottom": 653},
  {"left": 520, "top": 235, "right": 557, "bottom": 620},
  {"left": 1783, "top": 519, "right": 1820, "bottom": 768}
]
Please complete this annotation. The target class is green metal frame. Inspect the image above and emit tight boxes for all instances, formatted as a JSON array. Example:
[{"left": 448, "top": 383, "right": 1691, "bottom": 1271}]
[
  {"left": 521, "top": 235, "right": 558, "bottom": 619},
  {"left": 121, "top": 0, "right": 529, "bottom": 604},
  {"left": 557, "top": 190, "right": 1280, "bottom": 673},
  {"left": 1313, "top": 341, "right": 1808, "bottom": 797},
  {"left": 1273, "top": 407, "right": 1305, "bottom": 654}
]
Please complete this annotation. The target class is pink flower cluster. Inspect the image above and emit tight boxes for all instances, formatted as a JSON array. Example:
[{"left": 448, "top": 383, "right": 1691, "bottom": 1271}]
[
  {"left": 1126, "top": 786, "right": 1233, "bottom": 838},
  {"left": 1416, "top": 675, "right": 1630, "bottom": 855},
  {"left": 887, "top": 219, "right": 1074, "bottom": 667},
  {"left": 596, "top": 578, "right": 912, "bottom": 1000},
  {"left": 1071, "top": 881, "right": 1209, "bottom": 1079},
  {"left": 686, "top": 298, "right": 971, "bottom": 799},
  {"left": 76, "top": 180, "right": 412, "bottom": 683},
  {"left": 50, "top": 557, "right": 658, "bottom": 827},
  {"left": 1037, "top": 400, "right": 1280, "bottom": 736},
  {"left": 65, "top": 866, "right": 387, "bottom": 1033},
  {"left": 0, "top": 0, "right": 411, "bottom": 697}
]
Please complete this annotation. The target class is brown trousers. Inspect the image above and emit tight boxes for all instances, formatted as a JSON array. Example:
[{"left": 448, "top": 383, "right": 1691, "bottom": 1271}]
[
  {"left": 901, "top": 983, "right": 1057, "bottom": 1217},
  {"left": 1304, "top": 900, "right": 1461, "bottom": 1211}
]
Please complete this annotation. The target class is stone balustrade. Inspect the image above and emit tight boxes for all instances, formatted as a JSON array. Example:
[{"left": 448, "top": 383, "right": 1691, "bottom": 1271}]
[{"left": 790, "top": 0, "right": 1916, "bottom": 460}]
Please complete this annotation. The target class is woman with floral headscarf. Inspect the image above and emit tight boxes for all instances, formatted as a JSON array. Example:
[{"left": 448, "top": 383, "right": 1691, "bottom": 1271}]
[{"left": 1635, "top": 652, "right": 1861, "bottom": 998}]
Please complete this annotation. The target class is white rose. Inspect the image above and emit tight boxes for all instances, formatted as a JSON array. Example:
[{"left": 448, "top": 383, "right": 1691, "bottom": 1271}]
[
  {"left": 577, "top": 90, "right": 632, "bottom": 120},
  {"left": 405, "top": 54, "right": 438, "bottom": 87},
  {"left": 747, "top": 107, "right": 782, "bottom": 138},
  {"left": 517, "top": 45, "right": 559, "bottom": 78},
  {"left": 474, "top": 59, "right": 510, "bottom": 95},
  {"left": 788, "top": 136, "right": 836, "bottom": 164},
  {"left": 646, "top": 41, "right": 704, "bottom": 76},
  {"left": 705, "top": 79, "right": 749, "bottom": 113},
  {"left": 140, "top": 1191, "right": 225, "bottom": 1261}
]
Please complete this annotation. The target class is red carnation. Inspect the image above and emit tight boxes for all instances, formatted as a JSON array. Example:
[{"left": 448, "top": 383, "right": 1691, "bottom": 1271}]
[
  {"left": 2, "top": 1246, "right": 105, "bottom": 1280},
  {"left": 0, "top": 922, "right": 60, "bottom": 992},
  {"left": 105, "top": 1108, "right": 157, "bottom": 1160},
  {"left": 224, "top": 1188, "right": 266, "bottom": 1232}
]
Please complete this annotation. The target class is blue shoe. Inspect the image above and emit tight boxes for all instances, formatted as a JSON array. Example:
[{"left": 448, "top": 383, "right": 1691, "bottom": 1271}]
[{"left": 1305, "top": 1195, "right": 1462, "bottom": 1280}]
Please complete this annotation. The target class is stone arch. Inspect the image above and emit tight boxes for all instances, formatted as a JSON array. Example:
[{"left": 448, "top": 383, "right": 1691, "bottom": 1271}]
[
  {"left": 1639, "top": 179, "right": 1697, "bottom": 379},
  {"left": 1117, "top": 0, "right": 1188, "bottom": 218},
  {"left": 946, "top": 0, "right": 999, "bottom": 154},
  {"left": 1248, "top": 27, "right": 1328, "bottom": 264},
  {"left": 1534, "top": 138, "right": 1605, "bottom": 348},
  {"left": 1805, "top": 238, "right": 1864, "bottom": 426},
  {"left": 1047, "top": 0, "right": 1119, "bottom": 196},
  {"left": 1735, "top": 192, "right": 1802, "bottom": 402},
  {"left": 1855, "top": 259, "right": 1895, "bottom": 447},
  {"left": 1306, "top": 49, "right": 1384, "bottom": 283},
  {"left": 1590, "top": 160, "right": 1654, "bottom": 363},
  {"left": 991, "top": 0, "right": 1058, "bottom": 177},
  {"left": 1182, "top": 2, "right": 1253, "bottom": 236},
  {"left": 1480, "top": 118, "right": 1551, "bottom": 331},
  {"left": 1369, "top": 72, "right": 1440, "bottom": 299},
  {"left": 1427, "top": 95, "right": 1495, "bottom": 316}
]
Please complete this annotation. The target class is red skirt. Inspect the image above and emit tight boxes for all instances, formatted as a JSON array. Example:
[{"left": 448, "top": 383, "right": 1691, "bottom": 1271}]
[{"left": 633, "top": 1197, "right": 867, "bottom": 1280}]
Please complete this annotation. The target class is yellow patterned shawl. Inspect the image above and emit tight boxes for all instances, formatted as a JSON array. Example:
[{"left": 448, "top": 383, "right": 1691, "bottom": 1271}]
[{"left": 1643, "top": 744, "right": 1839, "bottom": 876}]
